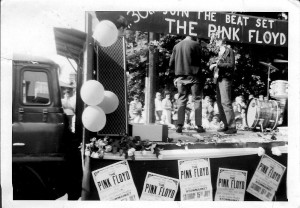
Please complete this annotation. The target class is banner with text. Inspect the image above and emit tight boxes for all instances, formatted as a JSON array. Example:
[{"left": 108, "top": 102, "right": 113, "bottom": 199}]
[
  {"left": 215, "top": 168, "right": 248, "bottom": 201},
  {"left": 96, "top": 11, "right": 288, "bottom": 47},
  {"left": 140, "top": 172, "right": 179, "bottom": 201},
  {"left": 247, "top": 154, "right": 286, "bottom": 201},
  {"left": 92, "top": 160, "right": 139, "bottom": 201},
  {"left": 178, "top": 158, "right": 213, "bottom": 201}
]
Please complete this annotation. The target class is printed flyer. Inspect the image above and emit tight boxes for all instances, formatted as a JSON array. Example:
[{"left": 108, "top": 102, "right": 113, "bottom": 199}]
[
  {"left": 92, "top": 160, "right": 139, "bottom": 201},
  {"left": 215, "top": 168, "right": 248, "bottom": 201},
  {"left": 178, "top": 158, "right": 213, "bottom": 201},
  {"left": 247, "top": 154, "right": 286, "bottom": 201},
  {"left": 140, "top": 172, "right": 179, "bottom": 201}
]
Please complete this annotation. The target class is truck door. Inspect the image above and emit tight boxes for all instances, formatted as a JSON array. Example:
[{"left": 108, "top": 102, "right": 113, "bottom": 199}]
[{"left": 12, "top": 63, "right": 66, "bottom": 158}]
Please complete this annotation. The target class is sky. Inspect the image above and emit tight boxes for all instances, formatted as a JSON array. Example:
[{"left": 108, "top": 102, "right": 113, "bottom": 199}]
[{"left": 1, "top": 0, "right": 87, "bottom": 82}]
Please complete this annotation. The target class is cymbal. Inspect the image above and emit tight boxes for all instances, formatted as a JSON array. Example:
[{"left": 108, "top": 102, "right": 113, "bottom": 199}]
[
  {"left": 274, "top": 59, "right": 288, "bottom": 63},
  {"left": 259, "top": 61, "right": 279, "bottom": 71}
]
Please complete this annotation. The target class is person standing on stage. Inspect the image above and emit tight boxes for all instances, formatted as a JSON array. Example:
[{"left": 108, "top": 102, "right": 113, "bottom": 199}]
[
  {"left": 209, "top": 38, "right": 237, "bottom": 134},
  {"left": 169, "top": 36, "right": 205, "bottom": 133}
]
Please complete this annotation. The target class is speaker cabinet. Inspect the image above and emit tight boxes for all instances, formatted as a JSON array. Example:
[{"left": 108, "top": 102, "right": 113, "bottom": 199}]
[{"left": 96, "top": 37, "right": 128, "bottom": 135}]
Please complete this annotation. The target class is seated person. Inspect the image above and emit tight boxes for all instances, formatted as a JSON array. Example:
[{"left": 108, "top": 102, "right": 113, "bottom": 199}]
[{"left": 209, "top": 115, "right": 221, "bottom": 130}]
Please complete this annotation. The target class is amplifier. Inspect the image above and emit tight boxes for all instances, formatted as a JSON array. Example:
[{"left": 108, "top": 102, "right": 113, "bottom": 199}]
[{"left": 129, "top": 124, "right": 168, "bottom": 142}]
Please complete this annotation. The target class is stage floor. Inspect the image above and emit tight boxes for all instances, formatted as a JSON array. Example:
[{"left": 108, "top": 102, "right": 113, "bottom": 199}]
[
  {"left": 167, "top": 127, "right": 288, "bottom": 143},
  {"left": 101, "top": 127, "right": 288, "bottom": 160}
]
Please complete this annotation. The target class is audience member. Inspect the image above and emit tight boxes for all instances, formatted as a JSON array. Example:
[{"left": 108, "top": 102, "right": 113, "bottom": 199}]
[
  {"left": 233, "top": 95, "right": 247, "bottom": 129},
  {"left": 61, "top": 89, "right": 75, "bottom": 131},
  {"left": 161, "top": 92, "right": 173, "bottom": 126},
  {"left": 154, "top": 92, "right": 163, "bottom": 123},
  {"left": 69, "top": 89, "right": 76, "bottom": 132},
  {"left": 209, "top": 115, "right": 221, "bottom": 130},
  {"left": 172, "top": 93, "right": 179, "bottom": 126},
  {"left": 129, "top": 95, "right": 143, "bottom": 123},
  {"left": 202, "top": 96, "right": 214, "bottom": 122}
]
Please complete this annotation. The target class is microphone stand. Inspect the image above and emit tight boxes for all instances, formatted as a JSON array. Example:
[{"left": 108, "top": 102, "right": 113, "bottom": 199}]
[{"left": 267, "top": 65, "right": 270, "bottom": 100}]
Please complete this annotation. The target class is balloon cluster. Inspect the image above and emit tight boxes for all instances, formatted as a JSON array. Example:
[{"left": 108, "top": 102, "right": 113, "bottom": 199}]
[
  {"left": 92, "top": 20, "right": 119, "bottom": 47},
  {"left": 81, "top": 80, "right": 119, "bottom": 132}
]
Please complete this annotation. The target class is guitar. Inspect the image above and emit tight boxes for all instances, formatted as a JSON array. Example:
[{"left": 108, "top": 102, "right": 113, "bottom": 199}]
[{"left": 209, "top": 46, "right": 229, "bottom": 83}]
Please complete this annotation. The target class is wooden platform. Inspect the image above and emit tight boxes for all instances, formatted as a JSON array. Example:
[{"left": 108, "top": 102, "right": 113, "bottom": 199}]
[
  {"left": 167, "top": 127, "right": 288, "bottom": 144},
  {"left": 99, "top": 127, "right": 288, "bottom": 161}
]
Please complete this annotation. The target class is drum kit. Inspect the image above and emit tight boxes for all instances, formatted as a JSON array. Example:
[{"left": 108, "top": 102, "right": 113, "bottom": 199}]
[{"left": 245, "top": 60, "right": 288, "bottom": 131}]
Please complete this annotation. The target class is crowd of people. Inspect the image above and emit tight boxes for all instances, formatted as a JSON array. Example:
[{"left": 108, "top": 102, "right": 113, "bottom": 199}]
[{"left": 129, "top": 92, "right": 253, "bottom": 131}]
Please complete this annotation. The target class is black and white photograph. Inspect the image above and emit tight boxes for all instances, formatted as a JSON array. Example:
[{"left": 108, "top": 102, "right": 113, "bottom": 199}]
[{"left": 1, "top": 0, "right": 300, "bottom": 207}]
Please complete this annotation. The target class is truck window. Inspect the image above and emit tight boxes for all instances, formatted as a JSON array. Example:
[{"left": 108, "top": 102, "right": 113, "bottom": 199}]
[{"left": 22, "top": 71, "right": 50, "bottom": 104}]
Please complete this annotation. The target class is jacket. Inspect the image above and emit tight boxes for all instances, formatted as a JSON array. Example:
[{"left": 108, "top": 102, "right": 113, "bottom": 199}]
[
  {"left": 169, "top": 38, "right": 202, "bottom": 76},
  {"left": 217, "top": 47, "right": 235, "bottom": 80}
]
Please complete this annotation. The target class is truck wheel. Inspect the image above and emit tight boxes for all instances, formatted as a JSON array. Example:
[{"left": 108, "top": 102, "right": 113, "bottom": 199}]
[{"left": 13, "top": 163, "right": 67, "bottom": 200}]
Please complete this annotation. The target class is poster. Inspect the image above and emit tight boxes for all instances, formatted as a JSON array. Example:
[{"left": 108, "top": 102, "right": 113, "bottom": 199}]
[
  {"left": 140, "top": 172, "right": 179, "bottom": 201},
  {"left": 178, "top": 158, "right": 213, "bottom": 201},
  {"left": 92, "top": 160, "right": 139, "bottom": 201},
  {"left": 247, "top": 154, "right": 286, "bottom": 201},
  {"left": 215, "top": 168, "right": 248, "bottom": 201}
]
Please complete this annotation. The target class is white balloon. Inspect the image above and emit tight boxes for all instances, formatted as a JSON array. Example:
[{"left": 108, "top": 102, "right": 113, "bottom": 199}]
[
  {"left": 82, "top": 106, "right": 106, "bottom": 132},
  {"left": 80, "top": 80, "right": 104, "bottom": 106},
  {"left": 98, "top": 91, "right": 119, "bottom": 114},
  {"left": 92, "top": 20, "right": 118, "bottom": 47}
]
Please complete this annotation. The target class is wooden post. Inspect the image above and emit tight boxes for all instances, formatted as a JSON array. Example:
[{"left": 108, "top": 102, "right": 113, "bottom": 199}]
[
  {"left": 145, "top": 32, "right": 159, "bottom": 124},
  {"left": 85, "top": 13, "right": 95, "bottom": 81},
  {"left": 80, "top": 11, "right": 94, "bottom": 200}
]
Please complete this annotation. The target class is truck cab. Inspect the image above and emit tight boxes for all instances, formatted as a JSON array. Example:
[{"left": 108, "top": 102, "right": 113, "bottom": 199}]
[
  {"left": 12, "top": 54, "right": 82, "bottom": 200},
  {"left": 12, "top": 54, "right": 67, "bottom": 160}
]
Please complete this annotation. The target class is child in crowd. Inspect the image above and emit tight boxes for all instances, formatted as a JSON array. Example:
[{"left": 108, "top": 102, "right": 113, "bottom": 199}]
[
  {"left": 161, "top": 92, "right": 173, "bottom": 127},
  {"left": 129, "top": 95, "right": 143, "bottom": 123},
  {"left": 172, "top": 93, "right": 179, "bottom": 126},
  {"left": 154, "top": 92, "right": 163, "bottom": 123},
  {"left": 233, "top": 95, "right": 247, "bottom": 129},
  {"left": 209, "top": 115, "right": 222, "bottom": 130}
]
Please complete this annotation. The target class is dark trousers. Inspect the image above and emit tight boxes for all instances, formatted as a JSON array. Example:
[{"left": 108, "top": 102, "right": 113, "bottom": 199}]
[
  {"left": 177, "top": 80, "right": 203, "bottom": 127},
  {"left": 216, "top": 78, "right": 236, "bottom": 129}
]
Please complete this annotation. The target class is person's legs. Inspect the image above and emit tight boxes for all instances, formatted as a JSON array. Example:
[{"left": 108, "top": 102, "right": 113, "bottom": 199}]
[
  {"left": 216, "top": 82, "right": 228, "bottom": 129},
  {"left": 191, "top": 82, "right": 203, "bottom": 128},
  {"left": 218, "top": 79, "right": 236, "bottom": 131},
  {"left": 191, "top": 82, "right": 205, "bottom": 133},
  {"left": 177, "top": 80, "right": 188, "bottom": 127}
]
